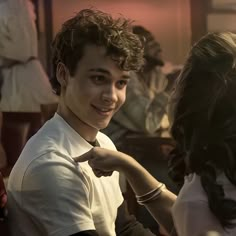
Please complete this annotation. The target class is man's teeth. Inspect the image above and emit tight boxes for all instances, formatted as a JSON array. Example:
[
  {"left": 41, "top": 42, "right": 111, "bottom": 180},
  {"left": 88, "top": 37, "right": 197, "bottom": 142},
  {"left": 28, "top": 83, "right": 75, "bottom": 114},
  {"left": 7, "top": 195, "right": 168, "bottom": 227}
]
[{"left": 100, "top": 108, "right": 110, "bottom": 112}]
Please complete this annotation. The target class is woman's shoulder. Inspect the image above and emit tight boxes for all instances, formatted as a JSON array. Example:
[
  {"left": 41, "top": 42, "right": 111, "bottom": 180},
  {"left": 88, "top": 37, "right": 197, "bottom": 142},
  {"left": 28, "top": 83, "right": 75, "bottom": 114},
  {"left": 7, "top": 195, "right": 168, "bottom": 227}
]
[
  {"left": 177, "top": 173, "right": 207, "bottom": 202},
  {"left": 177, "top": 172, "right": 236, "bottom": 203}
]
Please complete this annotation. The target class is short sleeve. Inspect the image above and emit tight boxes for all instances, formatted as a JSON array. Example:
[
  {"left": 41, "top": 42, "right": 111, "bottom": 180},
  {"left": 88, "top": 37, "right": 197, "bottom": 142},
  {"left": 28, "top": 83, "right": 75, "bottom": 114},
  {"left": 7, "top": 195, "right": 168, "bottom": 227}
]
[
  {"left": 21, "top": 152, "right": 95, "bottom": 236},
  {"left": 172, "top": 200, "right": 224, "bottom": 236}
]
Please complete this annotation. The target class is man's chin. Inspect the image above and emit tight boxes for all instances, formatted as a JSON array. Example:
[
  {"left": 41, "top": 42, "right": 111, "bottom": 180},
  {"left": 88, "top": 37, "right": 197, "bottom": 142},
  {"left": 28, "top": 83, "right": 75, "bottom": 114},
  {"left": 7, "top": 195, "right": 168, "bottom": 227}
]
[{"left": 95, "top": 121, "right": 110, "bottom": 131}]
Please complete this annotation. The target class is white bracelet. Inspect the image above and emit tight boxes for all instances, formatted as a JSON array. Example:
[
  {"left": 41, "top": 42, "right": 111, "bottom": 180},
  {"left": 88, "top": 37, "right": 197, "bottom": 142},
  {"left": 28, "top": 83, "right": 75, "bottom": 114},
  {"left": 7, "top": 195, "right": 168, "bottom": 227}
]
[
  {"left": 136, "top": 183, "right": 163, "bottom": 199},
  {"left": 136, "top": 183, "right": 166, "bottom": 205}
]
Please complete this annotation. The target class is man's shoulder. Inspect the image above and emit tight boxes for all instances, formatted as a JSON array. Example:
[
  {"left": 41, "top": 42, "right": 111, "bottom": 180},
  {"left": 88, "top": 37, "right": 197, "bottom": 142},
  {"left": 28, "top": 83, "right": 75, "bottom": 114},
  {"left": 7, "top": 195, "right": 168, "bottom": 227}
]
[
  {"left": 24, "top": 121, "right": 62, "bottom": 153},
  {"left": 17, "top": 117, "right": 72, "bottom": 168}
]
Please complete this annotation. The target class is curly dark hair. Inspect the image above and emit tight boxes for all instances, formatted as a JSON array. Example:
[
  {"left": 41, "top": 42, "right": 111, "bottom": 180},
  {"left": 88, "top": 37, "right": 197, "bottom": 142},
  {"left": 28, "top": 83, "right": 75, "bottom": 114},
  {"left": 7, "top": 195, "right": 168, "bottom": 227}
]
[
  {"left": 168, "top": 32, "right": 236, "bottom": 228},
  {"left": 51, "top": 9, "right": 144, "bottom": 95}
]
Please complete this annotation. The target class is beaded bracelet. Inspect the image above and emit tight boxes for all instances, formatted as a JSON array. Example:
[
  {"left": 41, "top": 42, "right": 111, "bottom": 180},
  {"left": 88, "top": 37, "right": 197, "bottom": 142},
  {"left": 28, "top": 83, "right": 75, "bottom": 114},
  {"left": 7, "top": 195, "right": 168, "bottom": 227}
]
[{"left": 136, "top": 183, "right": 166, "bottom": 205}]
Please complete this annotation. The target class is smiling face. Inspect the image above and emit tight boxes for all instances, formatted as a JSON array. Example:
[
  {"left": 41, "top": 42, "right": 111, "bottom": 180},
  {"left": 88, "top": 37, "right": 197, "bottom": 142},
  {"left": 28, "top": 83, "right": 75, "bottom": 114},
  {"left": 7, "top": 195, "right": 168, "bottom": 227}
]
[{"left": 57, "top": 44, "right": 130, "bottom": 140}]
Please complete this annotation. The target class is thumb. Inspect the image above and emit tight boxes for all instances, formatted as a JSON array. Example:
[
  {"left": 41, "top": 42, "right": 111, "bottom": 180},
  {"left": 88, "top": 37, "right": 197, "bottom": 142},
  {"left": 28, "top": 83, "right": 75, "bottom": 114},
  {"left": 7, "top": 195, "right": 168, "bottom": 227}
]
[{"left": 73, "top": 150, "right": 93, "bottom": 163}]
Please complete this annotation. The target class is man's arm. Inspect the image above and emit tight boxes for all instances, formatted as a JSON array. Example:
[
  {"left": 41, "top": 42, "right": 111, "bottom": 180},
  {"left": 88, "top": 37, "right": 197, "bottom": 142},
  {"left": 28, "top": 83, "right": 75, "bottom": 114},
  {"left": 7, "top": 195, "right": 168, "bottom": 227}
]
[{"left": 115, "top": 200, "right": 156, "bottom": 236}]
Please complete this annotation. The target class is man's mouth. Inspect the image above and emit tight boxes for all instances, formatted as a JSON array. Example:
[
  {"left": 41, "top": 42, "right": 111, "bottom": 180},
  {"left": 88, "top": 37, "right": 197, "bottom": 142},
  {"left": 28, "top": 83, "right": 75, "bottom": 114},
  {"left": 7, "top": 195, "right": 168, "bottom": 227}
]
[{"left": 92, "top": 105, "right": 115, "bottom": 116}]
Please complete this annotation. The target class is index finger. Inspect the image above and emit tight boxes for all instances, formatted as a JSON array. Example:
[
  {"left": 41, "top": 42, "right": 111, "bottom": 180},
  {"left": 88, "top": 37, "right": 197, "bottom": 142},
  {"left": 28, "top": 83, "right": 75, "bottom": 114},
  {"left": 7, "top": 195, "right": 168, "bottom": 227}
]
[{"left": 73, "top": 150, "right": 93, "bottom": 163}]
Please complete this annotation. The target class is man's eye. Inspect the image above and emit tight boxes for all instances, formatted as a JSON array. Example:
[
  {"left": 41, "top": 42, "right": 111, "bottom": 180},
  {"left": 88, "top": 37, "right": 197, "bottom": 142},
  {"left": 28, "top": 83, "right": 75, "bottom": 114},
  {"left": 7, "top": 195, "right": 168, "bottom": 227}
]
[
  {"left": 91, "top": 76, "right": 106, "bottom": 84},
  {"left": 117, "top": 80, "right": 128, "bottom": 89}
]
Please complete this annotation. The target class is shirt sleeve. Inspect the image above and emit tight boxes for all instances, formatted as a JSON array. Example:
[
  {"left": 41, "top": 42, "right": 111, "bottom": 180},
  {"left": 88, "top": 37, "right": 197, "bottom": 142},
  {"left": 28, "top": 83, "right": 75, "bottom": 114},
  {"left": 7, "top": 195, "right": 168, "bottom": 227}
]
[
  {"left": 172, "top": 200, "right": 224, "bottom": 236},
  {"left": 21, "top": 152, "right": 95, "bottom": 236}
]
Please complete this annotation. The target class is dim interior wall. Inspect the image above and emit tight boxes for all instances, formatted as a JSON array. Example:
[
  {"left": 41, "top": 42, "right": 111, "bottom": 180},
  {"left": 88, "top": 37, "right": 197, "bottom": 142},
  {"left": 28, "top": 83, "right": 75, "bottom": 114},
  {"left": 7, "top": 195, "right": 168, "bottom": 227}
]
[
  {"left": 207, "top": 13, "right": 236, "bottom": 32},
  {"left": 51, "top": 0, "right": 191, "bottom": 65}
]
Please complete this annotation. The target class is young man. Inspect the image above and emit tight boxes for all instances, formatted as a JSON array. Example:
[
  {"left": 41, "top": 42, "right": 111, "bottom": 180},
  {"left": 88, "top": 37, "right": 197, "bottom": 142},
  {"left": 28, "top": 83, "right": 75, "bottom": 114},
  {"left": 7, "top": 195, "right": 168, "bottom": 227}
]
[{"left": 7, "top": 9, "right": 155, "bottom": 236}]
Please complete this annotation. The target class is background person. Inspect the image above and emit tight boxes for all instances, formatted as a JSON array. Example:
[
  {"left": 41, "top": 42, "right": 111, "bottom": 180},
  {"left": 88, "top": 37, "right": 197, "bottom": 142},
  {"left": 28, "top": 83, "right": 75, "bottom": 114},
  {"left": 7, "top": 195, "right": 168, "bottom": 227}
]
[{"left": 0, "top": 0, "right": 57, "bottom": 112}]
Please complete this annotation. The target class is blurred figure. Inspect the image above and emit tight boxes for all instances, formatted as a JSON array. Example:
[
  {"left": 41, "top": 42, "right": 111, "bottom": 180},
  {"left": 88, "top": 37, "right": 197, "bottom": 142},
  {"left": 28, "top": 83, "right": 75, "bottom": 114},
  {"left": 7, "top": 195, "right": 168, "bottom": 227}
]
[
  {"left": 103, "top": 25, "right": 169, "bottom": 150},
  {"left": 132, "top": 25, "right": 167, "bottom": 96},
  {"left": 0, "top": 171, "right": 7, "bottom": 220},
  {"left": 0, "top": 72, "right": 6, "bottom": 171},
  {"left": 165, "top": 68, "right": 181, "bottom": 95},
  {"left": 0, "top": 0, "right": 58, "bottom": 112},
  {"left": 0, "top": 72, "right": 8, "bottom": 234},
  {"left": 0, "top": 171, "right": 9, "bottom": 236}
]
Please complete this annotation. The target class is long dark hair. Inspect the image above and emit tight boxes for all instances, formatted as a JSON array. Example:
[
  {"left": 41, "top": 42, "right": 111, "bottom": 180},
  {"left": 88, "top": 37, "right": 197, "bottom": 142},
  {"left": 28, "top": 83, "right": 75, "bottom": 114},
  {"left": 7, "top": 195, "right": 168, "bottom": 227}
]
[{"left": 169, "top": 32, "right": 236, "bottom": 228}]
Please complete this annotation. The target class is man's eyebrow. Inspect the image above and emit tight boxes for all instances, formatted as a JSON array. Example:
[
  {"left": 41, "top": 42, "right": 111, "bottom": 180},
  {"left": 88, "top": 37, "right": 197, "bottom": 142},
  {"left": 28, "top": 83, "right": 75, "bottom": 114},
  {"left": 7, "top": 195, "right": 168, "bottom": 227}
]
[
  {"left": 89, "top": 68, "right": 131, "bottom": 79},
  {"left": 122, "top": 75, "right": 131, "bottom": 79},
  {"left": 89, "top": 68, "right": 111, "bottom": 74}
]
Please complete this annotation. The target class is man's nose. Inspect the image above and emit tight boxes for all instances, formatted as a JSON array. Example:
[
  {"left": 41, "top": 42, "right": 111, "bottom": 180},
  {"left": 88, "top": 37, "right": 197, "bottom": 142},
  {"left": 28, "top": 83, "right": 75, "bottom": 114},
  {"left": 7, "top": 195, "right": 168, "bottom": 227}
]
[{"left": 101, "top": 85, "right": 118, "bottom": 103}]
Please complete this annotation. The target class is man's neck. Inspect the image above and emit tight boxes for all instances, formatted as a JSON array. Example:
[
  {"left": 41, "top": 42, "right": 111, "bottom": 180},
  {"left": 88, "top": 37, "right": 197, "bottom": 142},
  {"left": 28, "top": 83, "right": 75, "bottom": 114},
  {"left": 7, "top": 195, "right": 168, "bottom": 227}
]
[
  {"left": 86, "top": 139, "right": 100, "bottom": 147},
  {"left": 57, "top": 103, "right": 98, "bottom": 142}
]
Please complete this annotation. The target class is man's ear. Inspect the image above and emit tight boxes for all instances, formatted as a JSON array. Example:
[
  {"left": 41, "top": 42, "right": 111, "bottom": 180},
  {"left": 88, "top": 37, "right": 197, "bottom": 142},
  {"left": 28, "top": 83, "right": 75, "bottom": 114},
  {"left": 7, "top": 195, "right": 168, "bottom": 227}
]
[{"left": 56, "top": 62, "right": 70, "bottom": 87}]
